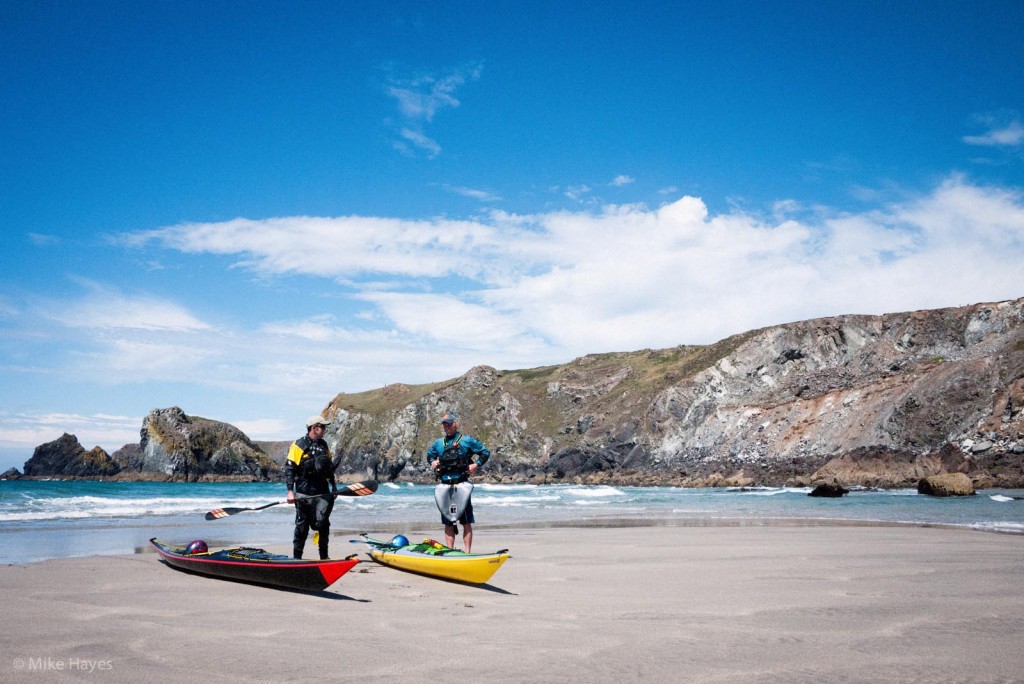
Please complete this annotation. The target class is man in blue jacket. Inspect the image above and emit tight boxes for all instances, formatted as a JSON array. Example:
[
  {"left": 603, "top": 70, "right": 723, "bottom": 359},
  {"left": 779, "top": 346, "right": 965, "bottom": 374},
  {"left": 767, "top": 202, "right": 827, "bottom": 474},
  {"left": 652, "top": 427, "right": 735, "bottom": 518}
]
[{"left": 427, "top": 413, "right": 490, "bottom": 552}]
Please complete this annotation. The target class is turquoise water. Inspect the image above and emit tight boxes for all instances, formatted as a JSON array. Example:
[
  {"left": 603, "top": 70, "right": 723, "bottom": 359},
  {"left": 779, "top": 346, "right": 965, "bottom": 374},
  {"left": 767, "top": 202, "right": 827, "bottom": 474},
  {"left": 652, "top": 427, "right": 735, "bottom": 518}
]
[{"left": 2, "top": 480, "right": 1023, "bottom": 564}]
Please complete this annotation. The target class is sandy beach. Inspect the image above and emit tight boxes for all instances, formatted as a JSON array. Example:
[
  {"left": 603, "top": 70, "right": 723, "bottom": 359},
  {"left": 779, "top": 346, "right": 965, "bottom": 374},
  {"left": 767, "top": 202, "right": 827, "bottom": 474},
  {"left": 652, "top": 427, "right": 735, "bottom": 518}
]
[{"left": 2, "top": 523, "right": 1023, "bottom": 683}]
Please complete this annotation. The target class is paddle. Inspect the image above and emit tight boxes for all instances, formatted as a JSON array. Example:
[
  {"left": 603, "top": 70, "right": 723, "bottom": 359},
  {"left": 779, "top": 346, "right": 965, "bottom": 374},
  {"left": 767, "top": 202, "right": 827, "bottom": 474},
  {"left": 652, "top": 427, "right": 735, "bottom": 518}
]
[
  {"left": 350, "top": 532, "right": 404, "bottom": 548},
  {"left": 204, "top": 480, "right": 379, "bottom": 520}
]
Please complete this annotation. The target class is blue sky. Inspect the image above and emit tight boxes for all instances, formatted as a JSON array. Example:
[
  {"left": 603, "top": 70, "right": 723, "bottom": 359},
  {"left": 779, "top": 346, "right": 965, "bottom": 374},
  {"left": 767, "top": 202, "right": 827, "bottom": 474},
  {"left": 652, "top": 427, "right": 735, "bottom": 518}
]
[{"left": 2, "top": 1, "right": 1023, "bottom": 471}]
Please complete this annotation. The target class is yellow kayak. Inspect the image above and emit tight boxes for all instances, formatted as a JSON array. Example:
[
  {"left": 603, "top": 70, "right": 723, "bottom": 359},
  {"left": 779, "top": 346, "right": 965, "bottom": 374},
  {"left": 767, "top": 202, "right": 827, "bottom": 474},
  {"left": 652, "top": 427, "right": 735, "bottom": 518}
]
[{"left": 359, "top": 534, "right": 510, "bottom": 584}]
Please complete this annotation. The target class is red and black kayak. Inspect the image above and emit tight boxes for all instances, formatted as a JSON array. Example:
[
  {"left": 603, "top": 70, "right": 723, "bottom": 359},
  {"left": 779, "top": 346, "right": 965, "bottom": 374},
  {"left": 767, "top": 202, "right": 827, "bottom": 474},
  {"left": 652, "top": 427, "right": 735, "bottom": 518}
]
[{"left": 150, "top": 538, "right": 359, "bottom": 592}]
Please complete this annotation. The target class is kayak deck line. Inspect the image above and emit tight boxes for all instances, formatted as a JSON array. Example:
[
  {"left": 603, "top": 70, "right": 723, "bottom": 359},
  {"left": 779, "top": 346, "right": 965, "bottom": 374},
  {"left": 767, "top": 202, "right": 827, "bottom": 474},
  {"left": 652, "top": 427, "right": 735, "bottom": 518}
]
[
  {"left": 356, "top": 533, "right": 510, "bottom": 584},
  {"left": 150, "top": 538, "right": 359, "bottom": 592}
]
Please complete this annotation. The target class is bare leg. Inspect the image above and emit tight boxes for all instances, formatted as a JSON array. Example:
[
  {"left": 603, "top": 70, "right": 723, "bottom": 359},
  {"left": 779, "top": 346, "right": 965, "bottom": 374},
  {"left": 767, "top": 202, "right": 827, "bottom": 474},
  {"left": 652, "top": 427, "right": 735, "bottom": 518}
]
[
  {"left": 444, "top": 522, "right": 457, "bottom": 548},
  {"left": 463, "top": 523, "right": 473, "bottom": 553}
]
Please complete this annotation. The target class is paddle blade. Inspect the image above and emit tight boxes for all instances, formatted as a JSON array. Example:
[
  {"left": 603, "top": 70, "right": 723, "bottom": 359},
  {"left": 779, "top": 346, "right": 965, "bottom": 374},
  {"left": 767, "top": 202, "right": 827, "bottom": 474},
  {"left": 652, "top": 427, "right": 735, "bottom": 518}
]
[
  {"left": 337, "top": 480, "right": 378, "bottom": 497},
  {"left": 205, "top": 507, "right": 245, "bottom": 520},
  {"left": 204, "top": 500, "right": 283, "bottom": 520}
]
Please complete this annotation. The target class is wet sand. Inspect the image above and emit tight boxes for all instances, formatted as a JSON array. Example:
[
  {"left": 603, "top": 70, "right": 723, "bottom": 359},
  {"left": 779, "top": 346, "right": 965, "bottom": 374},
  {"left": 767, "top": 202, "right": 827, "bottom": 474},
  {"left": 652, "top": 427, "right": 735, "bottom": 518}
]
[{"left": 2, "top": 524, "right": 1023, "bottom": 682}]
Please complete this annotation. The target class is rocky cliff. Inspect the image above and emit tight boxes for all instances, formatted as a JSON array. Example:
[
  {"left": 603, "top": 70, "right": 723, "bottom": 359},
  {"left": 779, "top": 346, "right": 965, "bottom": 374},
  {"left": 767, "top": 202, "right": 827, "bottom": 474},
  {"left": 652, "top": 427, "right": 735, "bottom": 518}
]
[
  {"left": 21, "top": 298, "right": 1024, "bottom": 487},
  {"left": 321, "top": 297, "right": 1024, "bottom": 488}
]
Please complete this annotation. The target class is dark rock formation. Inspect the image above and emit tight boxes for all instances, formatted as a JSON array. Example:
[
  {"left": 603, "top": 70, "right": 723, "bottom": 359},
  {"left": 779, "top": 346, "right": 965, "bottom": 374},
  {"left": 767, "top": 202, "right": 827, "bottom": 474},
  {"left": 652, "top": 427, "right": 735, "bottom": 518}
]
[
  {"left": 1, "top": 467, "right": 21, "bottom": 479},
  {"left": 808, "top": 483, "right": 850, "bottom": 497},
  {"left": 123, "top": 407, "right": 282, "bottom": 482},
  {"left": 25, "top": 409, "right": 282, "bottom": 481},
  {"left": 110, "top": 442, "right": 145, "bottom": 472},
  {"left": 23, "top": 433, "right": 121, "bottom": 478},
  {"left": 917, "top": 473, "right": 976, "bottom": 497}
]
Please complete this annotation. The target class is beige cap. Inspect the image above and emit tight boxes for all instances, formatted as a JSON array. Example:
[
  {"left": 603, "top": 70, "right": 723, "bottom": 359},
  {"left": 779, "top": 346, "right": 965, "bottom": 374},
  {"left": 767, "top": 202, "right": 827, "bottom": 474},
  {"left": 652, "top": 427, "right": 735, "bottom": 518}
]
[{"left": 305, "top": 414, "right": 332, "bottom": 428}]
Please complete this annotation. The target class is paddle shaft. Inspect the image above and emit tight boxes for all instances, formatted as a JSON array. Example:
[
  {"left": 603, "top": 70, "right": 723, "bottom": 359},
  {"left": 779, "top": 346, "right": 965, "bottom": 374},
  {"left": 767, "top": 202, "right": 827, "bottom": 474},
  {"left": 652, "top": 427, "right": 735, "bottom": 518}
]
[{"left": 205, "top": 480, "right": 378, "bottom": 520}]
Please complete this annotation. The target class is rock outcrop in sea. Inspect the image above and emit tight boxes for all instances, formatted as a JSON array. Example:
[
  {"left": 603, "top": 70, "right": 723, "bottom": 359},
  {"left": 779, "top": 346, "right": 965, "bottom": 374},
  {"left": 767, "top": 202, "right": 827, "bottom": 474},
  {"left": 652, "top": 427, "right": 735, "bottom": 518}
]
[
  {"left": 113, "top": 407, "right": 281, "bottom": 481},
  {"left": 917, "top": 472, "right": 976, "bottom": 497},
  {"left": 23, "top": 433, "right": 121, "bottom": 478},
  {"left": 22, "top": 408, "right": 282, "bottom": 482}
]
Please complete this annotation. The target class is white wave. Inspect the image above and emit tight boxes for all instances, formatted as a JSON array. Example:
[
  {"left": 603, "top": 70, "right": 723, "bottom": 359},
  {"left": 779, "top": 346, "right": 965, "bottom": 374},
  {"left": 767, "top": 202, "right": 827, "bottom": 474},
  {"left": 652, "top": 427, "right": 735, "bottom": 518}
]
[
  {"left": 990, "top": 494, "right": 1015, "bottom": 502},
  {"left": 472, "top": 494, "right": 561, "bottom": 506},
  {"left": 726, "top": 487, "right": 811, "bottom": 496},
  {"left": 476, "top": 483, "right": 539, "bottom": 491},
  {"left": 0, "top": 494, "right": 279, "bottom": 521},
  {"left": 971, "top": 520, "right": 1024, "bottom": 533},
  {"left": 382, "top": 482, "right": 401, "bottom": 489},
  {"left": 563, "top": 486, "right": 623, "bottom": 498},
  {"left": 1, "top": 510, "right": 98, "bottom": 522}
]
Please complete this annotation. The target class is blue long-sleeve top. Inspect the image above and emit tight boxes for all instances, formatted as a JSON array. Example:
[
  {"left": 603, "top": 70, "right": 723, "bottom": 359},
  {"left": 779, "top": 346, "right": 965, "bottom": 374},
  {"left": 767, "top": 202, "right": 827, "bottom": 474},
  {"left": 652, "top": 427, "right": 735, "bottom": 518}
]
[{"left": 426, "top": 432, "right": 490, "bottom": 483}]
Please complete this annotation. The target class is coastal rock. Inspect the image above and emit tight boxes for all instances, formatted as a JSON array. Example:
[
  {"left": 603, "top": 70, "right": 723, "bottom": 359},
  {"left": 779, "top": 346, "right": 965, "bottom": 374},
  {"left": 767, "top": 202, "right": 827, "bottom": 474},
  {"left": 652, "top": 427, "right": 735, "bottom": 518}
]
[
  {"left": 807, "top": 443, "right": 976, "bottom": 489},
  {"left": 110, "top": 442, "right": 144, "bottom": 471},
  {"left": 971, "top": 440, "right": 994, "bottom": 454},
  {"left": 120, "top": 407, "right": 282, "bottom": 482},
  {"left": 917, "top": 473, "right": 976, "bottom": 497},
  {"left": 1, "top": 467, "right": 21, "bottom": 479},
  {"left": 23, "top": 433, "right": 121, "bottom": 478},
  {"left": 808, "top": 483, "right": 850, "bottom": 497}
]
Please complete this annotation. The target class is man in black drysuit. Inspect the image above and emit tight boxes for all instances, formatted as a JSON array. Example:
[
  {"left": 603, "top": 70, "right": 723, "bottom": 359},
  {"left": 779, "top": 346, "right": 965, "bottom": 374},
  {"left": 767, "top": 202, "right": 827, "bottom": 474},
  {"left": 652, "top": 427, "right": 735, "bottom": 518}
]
[{"left": 285, "top": 414, "right": 338, "bottom": 559}]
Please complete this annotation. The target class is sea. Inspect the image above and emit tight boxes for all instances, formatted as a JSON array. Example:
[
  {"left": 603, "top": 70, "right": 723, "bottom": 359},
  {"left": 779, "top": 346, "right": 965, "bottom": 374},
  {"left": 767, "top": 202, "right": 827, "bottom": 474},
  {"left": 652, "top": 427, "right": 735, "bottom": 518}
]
[{"left": 2, "top": 480, "right": 1023, "bottom": 565}]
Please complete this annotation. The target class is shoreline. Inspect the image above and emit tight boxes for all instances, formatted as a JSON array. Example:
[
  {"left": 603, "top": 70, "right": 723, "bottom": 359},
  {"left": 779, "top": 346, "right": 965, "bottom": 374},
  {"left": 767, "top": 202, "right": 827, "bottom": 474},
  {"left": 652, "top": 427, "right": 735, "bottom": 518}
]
[
  {"left": 4, "top": 481, "right": 1024, "bottom": 566},
  {"left": 2, "top": 524, "right": 1023, "bottom": 681},
  {"left": 4, "top": 514, "right": 1024, "bottom": 569}
]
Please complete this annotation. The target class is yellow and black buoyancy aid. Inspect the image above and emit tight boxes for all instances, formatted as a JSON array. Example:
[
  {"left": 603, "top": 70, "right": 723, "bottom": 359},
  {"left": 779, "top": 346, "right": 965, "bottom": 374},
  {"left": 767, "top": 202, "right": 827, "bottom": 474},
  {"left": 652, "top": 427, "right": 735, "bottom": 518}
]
[{"left": 285, "top": 435, "right": 335, "bottom": 495}]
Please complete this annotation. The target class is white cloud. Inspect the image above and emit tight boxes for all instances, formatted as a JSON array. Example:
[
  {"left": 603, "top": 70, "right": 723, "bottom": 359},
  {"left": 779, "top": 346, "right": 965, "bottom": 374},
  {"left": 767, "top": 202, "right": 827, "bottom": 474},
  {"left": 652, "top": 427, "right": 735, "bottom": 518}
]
[
  {"left": 564, "top": 184, "right": 592, "bottom": 201},
  {"left": 358, "top": 291, "right": 530, "bottom": 349},
  {"left": 384, "top": 63, "right": 483, "bottom": 158},
  {"left": 611, "top": 175, "right": 635, "bottom": 186},
  {"left": 963, "top": 115, "right": 1024, "bottom": 147},
  {"left": 85, "top": 338, "right": 221, "bottom": 378},
  {"left": 42, "top": 284, "right": 211, "bottom": 332},
  {"left": 446, "top": 185, "right": 501, "bottom": 201},
  {"left": 124, "top": 174, "right": 1024, "bottom": 355},
  {"left": 28, "top": 233, "right": 61, "bottom": 247},
  {"left": 260, "top": 315, "right": 353, "bottom": 342},
  {"left": 386, "top": 63, "right": 483, "bottom": 122},
  {"left": 125, "top": 215, "right": 504, "bottom": 281},
  {"left": 398, "top": 127, "right": 441, "bottom": 158},
  {"left": 231, "top": 416, "right": 290, "bottom": 441}
]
